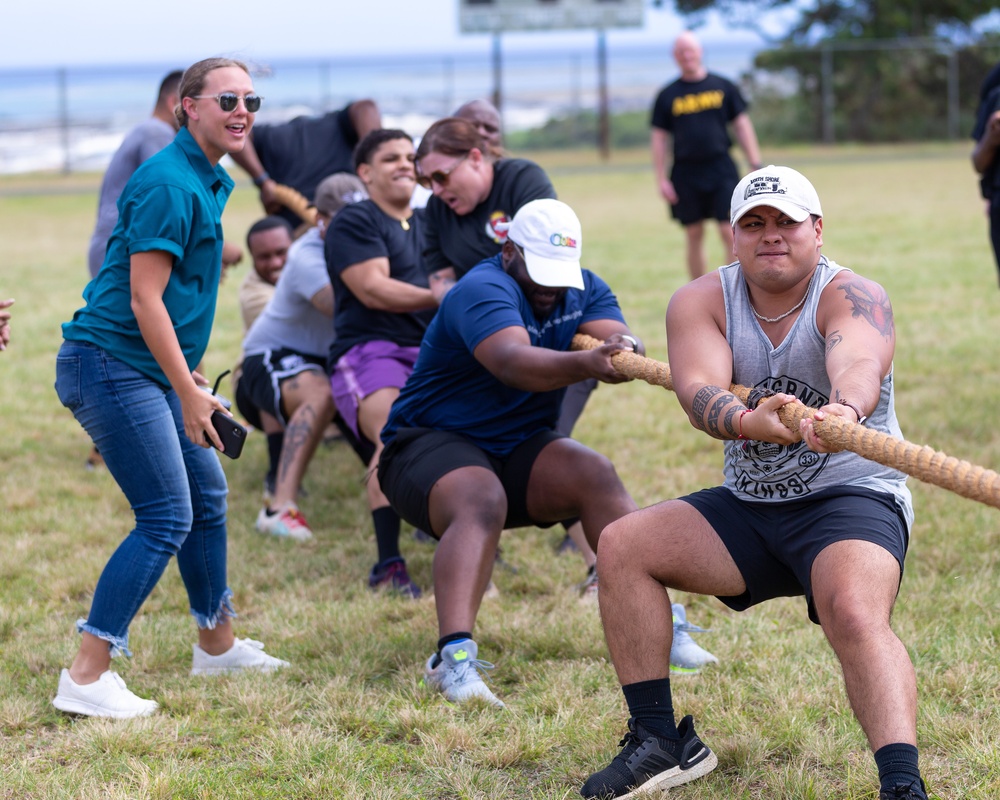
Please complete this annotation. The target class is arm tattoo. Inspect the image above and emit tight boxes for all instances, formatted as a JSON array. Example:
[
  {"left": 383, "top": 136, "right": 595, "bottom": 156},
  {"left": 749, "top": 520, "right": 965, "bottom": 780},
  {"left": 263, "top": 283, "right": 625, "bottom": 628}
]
[
  {"left": 692, "top": 385, "right": 740, "bottom": 438},
  {"left": 837, "top": 280, "right": 894, "bottom": 338},
  {"left": 826, "top": 329, "right": 843, "bottom": 356}
]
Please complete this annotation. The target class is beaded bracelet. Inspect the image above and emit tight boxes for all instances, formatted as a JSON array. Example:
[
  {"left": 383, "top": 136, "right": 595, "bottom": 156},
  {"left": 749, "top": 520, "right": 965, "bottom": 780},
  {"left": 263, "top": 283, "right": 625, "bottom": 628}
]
[{"left": 737, "top": 409, "right": 751, "bottom": 440}]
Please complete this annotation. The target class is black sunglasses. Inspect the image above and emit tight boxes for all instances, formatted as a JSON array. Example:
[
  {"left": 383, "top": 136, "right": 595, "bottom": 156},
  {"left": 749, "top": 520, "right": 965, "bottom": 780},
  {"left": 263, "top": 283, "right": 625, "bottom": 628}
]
[
  {"left": 416, "top": 153, "right": 468, "bottom": 190},
  {"left": 193, "top": 92, "right": 263, "bottom": 113}
]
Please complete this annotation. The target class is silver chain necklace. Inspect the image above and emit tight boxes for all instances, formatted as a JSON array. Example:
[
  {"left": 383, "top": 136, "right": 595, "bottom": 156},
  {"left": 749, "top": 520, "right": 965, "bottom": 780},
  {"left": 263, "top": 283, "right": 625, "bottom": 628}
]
[{"left": 747, "top": 273, "right": 814, "bottom": 324}]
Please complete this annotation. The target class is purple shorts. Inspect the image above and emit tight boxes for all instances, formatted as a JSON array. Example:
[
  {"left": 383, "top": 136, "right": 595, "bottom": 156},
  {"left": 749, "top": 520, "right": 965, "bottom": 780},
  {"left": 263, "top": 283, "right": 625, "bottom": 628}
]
[{"left": 329, "top": 340, "right": 420, "bottom": 443}]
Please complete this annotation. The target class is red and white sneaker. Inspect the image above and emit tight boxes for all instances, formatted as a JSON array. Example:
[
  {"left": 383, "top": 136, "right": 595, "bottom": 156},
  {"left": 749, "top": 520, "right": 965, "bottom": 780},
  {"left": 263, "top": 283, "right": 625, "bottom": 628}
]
[{"left": 255, "top": 503, "right": 313, "bottom": 542}]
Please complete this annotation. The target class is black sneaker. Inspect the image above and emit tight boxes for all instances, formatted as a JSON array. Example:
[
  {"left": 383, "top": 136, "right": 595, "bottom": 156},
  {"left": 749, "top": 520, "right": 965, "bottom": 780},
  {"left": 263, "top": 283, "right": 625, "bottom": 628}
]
[
  {"left": 880, "top": 779, "right": 928, "bottom": 800},
  {"left": 581, "top": 714, "right": 717, "bottom": 799}
]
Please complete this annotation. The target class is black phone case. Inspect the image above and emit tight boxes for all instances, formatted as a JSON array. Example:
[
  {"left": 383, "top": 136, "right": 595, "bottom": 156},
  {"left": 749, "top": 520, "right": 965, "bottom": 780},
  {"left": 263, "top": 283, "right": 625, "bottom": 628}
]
[{"left": 210, "top": 411, "right": 246, "bottom": 459}]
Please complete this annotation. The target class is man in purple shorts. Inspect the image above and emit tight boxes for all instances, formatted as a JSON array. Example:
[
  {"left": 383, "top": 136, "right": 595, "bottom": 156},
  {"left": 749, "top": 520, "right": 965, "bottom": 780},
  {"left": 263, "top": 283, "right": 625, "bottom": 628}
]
[
  {"left": 325, "top": 129, "right": 437, "bottom": 597},
  {"left": 379, "top": 199, "right": 643, "bottom": 708},
  {"left": 582, "top": 166, "right": 926, "bottom": 800}
]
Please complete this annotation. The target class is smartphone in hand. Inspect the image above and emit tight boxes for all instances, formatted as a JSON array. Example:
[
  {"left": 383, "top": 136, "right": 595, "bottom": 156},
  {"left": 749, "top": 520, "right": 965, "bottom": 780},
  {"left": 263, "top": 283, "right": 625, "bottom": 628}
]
[
  {"left": 203, "top": 369, "right": 246, "bottom": 458},
  {"left": 209, "top": 410, "right": 246, "bottom": 459}
]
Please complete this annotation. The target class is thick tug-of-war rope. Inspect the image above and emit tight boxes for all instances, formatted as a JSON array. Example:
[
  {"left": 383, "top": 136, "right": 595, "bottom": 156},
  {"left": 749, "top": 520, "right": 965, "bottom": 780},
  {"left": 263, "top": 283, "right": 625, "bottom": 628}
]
[
  {"left": 270, "top": 183, "right": 317, "bottom": 226},
  {"left": 571, "top": 333, "right": 1000, "bottom": 511}
]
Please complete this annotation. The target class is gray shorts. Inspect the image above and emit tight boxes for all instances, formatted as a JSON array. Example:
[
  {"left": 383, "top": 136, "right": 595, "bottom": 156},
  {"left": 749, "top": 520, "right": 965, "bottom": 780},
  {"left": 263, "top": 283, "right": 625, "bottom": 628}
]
[{"left": 682, "top": 485, "right": 909, "bottom": 624}]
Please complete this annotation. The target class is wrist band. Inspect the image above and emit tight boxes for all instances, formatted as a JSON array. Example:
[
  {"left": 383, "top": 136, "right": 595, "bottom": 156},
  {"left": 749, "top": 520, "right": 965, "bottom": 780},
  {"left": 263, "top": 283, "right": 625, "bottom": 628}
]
[
  {"left": 746, "top": 387, "right": 775, "bottom": 410},
  {"left": 839, "top": 400, "right": 868, "bottom": 426},
  {"left": 253, "top": 171, "right": 271, "bottom": 188}
]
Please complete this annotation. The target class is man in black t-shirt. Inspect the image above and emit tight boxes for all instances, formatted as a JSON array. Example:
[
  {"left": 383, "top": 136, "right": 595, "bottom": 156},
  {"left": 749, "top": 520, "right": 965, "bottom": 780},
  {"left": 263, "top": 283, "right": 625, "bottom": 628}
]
[
  {"left": 972, "top": 66, "right": 1000, "bottom": 285},
  {"left": 650, "top": 31, "right": 762, "bottom": 280},
  {"left": 232, "top": 100, "right": 381, "bottom": 227},
  {"left": 325, "top": 129, "right": 437, "bottom": 599}
]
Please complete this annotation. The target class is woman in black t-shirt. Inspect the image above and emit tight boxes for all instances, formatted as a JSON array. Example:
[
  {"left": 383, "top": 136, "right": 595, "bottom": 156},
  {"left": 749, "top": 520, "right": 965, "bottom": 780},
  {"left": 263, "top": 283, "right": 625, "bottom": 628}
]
[{"left": 415, "top": 117, "right": 556, "bottom": 302}]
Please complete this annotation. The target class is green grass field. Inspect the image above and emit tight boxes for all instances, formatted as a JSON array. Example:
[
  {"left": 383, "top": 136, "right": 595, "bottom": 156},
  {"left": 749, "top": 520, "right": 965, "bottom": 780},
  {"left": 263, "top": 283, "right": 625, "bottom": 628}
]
[{"left": 1, "top": 143, "right": 998, "bottom": 799}]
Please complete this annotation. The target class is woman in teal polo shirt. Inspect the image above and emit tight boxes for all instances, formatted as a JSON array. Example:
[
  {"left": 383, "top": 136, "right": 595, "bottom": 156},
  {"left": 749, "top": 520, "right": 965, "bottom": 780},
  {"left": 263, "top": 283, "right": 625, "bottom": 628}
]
[{"left": 53, "top": 57, "right": 289, "bottom": 719}]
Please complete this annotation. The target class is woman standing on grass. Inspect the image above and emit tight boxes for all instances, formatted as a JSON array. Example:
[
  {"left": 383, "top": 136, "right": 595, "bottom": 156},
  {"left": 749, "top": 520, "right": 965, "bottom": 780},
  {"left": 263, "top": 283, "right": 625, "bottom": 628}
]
[{"left": 53, "top": 57, "right": 288, "bottom": 719}]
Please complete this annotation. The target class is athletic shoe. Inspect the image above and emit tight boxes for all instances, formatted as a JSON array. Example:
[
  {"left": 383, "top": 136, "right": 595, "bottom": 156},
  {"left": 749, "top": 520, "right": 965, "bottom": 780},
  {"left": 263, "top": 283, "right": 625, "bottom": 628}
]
[
  {"left": 670, "top": 603, "right": 719, "bottom": 675},
  {"left": 580, "top": 714, "right": 717, "bottom": 799},
  {"left": 190, "top": 637, "right": 290, "bottom": 676},
  {"left": 578, "top": 564, "right": 599, "bottom": 601},
  {"left": 422, "top": 639, "right": 505, "bottom": 708},
  {"left": 880, "top": 779, "right": 928, "bottom": 800},
  {"left": 412, "top": 528, "right": 435, "bottom": 543},
  {"left": 255, "top": 504, "right": 313, "bottom": 542},
  {"left": 368, "top": 557, "right": 422, "bottom": 599},
  {"left": 556, "top": 532, "right": 580, "bottom": 555},
  {"left": 84, "top": 445, "right": 104, "bottom": 471},
  {"left": 52, "top": 669, "right": 158, "bottom": 719}
]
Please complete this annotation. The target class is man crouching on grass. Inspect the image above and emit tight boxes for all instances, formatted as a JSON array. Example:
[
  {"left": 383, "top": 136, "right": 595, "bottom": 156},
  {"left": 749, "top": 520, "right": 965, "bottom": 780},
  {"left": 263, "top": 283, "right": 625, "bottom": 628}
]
[
  {"left": 378, "top": 199, "right": 642, "bottom": 709},
  {"left": 582, "top": 166, "right": 926, "bottom": 799}
]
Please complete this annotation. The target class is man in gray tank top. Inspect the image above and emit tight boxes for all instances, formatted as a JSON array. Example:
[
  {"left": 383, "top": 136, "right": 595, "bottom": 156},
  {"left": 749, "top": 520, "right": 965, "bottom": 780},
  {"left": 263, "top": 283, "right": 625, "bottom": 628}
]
[{"left": 582, "top": 166, "right": 927, "bottom": 800}]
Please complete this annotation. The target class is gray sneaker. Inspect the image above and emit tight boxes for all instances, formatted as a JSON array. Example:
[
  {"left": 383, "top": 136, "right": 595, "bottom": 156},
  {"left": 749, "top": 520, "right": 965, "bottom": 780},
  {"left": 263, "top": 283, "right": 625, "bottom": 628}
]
[
  {"left": 670, "top": 603, "right": 719, "bottom": 675},
  {"left": 422, "top": 639, "right": 505, "bottom": 708}
]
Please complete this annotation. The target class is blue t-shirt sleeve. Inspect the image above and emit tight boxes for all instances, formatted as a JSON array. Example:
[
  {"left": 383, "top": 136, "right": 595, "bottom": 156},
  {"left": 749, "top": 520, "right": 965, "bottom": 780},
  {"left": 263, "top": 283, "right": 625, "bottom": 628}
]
[
  {"left": 447, "top": 272, "right": 525, "bottom": 353},
  {"left": 119, "top": 183, "right": 189, "bottom": 262},
  {"left": 580, "top": 271, "right": 626, "bottom": 325}
]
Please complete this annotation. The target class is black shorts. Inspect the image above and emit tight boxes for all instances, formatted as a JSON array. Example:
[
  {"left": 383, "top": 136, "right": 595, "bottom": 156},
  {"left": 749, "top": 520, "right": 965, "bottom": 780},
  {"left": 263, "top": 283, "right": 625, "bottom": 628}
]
[
  {"left": 378, "top": 428, "right": 565, "bottom": 537},
  {"left": 669, "top": 158, "right": 739, "bottom": 226},
  {"left": 682, "top": 485, "right": 909, "bottom": 624},
  {"left": 236, "top": 348, "right": 374, "bottom": 465},
  {"left": 236, "top": 349, "right": 326, "bottom": 427}
]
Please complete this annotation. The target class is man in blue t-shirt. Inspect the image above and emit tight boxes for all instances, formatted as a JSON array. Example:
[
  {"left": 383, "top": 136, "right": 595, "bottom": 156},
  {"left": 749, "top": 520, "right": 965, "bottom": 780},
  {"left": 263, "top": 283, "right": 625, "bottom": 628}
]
[
  {"left": 379, "top": 199, "right": 643, "bottom": 709},
  {"left": 651, "top": 31, "right": 762, "bottom": 281}
]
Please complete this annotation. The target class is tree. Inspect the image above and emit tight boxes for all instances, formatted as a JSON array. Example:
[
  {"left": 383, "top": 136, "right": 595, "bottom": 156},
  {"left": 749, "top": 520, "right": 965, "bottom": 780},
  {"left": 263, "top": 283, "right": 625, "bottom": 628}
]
[
  {"left": 673, "top": 0, "right": 996, "bottom": 43},
  {"left": 671, "top": 1, "right": 1000, "bottom": 141}
]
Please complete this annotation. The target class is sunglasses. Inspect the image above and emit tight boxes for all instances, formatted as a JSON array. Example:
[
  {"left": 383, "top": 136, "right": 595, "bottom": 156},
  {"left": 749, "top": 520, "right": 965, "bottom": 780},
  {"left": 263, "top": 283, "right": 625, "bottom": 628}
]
[
  {"left": 193, "top": 92, "right": 263, "bottom": 113},
  {"left": 416, "top": 153, "right": 468, "bottom": 190}
]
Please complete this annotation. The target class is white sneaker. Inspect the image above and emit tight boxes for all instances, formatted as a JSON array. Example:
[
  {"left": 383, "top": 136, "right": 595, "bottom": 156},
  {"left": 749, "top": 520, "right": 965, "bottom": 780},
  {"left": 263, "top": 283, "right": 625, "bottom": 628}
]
[
  {"left": 577, "top": 564, "right": 599, "bottom": 602},
  {"left": 670, "top": 603, "right": 719, "bottom": 675},
  {"left": 191, "top": 638, "right": 290, "bottom": 676},
  {"left": 52, "top": 669, "right": 159, "bottom": 719},
  {"left": 255, "top": 504, "right": 313, "bottom": 542},
  {"left": 422, "top": 639, "right": 505, "bottom": 708}
]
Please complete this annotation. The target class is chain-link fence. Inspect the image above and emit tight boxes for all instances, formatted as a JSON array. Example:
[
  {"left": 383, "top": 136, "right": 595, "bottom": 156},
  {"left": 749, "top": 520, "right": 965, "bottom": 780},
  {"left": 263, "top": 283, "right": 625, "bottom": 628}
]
[{"left": 1, "top": 38, "right": 997, "bottom": 174}]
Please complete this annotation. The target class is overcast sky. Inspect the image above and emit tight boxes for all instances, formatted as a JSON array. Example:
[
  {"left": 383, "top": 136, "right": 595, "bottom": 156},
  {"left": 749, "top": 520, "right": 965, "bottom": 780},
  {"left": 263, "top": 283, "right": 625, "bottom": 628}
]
[{"left": 3, "top": 0, "right": 791, "bottom": 69}]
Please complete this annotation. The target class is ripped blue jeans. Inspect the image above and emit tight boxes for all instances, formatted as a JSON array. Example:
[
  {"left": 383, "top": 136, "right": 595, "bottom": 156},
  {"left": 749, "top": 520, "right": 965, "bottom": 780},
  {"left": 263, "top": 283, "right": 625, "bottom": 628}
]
[{"left": 55, "top": 341, "right": 233, "bottom": 656}]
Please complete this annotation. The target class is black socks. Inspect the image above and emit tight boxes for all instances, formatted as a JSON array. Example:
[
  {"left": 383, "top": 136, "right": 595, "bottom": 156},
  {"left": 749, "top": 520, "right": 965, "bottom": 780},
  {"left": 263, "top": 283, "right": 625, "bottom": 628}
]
[
  {"left": 875, "top": 743, "right": 924, "bottom": 797},
  {"left": 623, "top": 678, "right": 678, "bottom": 740}
]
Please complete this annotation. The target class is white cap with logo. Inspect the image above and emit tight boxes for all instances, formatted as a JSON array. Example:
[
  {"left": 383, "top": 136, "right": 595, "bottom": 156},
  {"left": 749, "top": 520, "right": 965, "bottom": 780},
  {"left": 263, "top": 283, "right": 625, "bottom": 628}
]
[
  {"left": 507, "top": 198, "right": 585, "bottom": 290},
  {"left": 730, "top": 165, "right": 823, "bottom": 226}
]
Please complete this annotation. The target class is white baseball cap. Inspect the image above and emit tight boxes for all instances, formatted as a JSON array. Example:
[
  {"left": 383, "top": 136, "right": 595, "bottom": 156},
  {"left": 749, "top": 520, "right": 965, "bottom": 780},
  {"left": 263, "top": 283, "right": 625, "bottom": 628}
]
[
  {"left": 730, "top": 165, "right": 823, "bottom": 226},
  {"left": 507, "top": 199, "right": 585, "bottom": 290}
]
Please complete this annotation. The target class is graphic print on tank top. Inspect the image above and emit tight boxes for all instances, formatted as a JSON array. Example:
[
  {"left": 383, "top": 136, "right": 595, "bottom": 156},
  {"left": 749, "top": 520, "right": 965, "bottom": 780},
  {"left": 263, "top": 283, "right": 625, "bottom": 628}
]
[{"left": 731, "top": 375, "right": 831, "bottom": 501}]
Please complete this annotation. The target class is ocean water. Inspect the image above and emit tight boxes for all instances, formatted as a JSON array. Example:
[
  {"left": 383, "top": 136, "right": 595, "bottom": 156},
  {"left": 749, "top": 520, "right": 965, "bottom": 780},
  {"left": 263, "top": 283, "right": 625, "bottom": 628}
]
[{"left": 0, "top": 42, "right": 758, "bottom": 174}]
